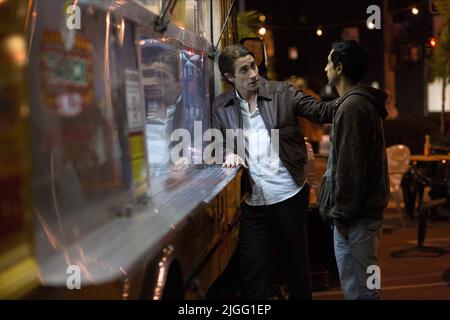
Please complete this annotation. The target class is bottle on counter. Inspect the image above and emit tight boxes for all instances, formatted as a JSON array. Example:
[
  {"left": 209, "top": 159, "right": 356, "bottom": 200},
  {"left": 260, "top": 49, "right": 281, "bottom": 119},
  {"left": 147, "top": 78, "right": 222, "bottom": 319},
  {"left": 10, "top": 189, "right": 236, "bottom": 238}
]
[{"left": 424, "top": 134, "right": 431, "bottom": 156}]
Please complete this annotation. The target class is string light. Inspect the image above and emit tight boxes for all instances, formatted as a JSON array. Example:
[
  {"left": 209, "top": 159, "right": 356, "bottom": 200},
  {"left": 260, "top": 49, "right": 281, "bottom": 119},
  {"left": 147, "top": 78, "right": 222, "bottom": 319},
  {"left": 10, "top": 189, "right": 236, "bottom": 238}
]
[
  {"left": 259, "top": 15, "right": 266, "bottom": 22},
  {"left": 250, "top": 2, "right": 427, "bottom": 32},
  {"left": 316, "top": 26, "right": 323, "bottom": 36},
  {"left": 258, "top": 27, "right": 267, "bottom": 35},
  {"left": 429, "top": 37, "right": 437, "bottom": 48}
]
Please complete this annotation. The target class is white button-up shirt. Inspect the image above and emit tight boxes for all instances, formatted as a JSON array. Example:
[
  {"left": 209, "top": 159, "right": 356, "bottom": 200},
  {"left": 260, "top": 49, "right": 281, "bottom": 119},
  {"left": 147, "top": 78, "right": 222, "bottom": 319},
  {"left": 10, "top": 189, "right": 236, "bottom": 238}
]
[
  {"left": 145, "top": 99, "right": 178, "bottom": 178},
  {"left": 236, "top": 91, "right": 302, "bottom": 206}
]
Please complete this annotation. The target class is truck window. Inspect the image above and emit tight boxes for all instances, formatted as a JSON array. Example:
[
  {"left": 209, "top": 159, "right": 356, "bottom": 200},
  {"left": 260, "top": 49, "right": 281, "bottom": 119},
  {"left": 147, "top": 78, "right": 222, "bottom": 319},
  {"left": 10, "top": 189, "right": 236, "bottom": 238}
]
[
  {"left": 28, "top": 2, "right": 144, "bottom": 260},
  {"left": 139, "top": 38, "right": 212, "bottom": 188}
]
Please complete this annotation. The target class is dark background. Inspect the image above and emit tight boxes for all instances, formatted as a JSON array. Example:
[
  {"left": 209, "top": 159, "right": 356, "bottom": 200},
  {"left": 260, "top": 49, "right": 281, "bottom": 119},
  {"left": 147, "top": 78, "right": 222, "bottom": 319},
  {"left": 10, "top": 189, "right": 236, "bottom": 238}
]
[{"left": 243, "top": 0, "right": 434, "bottom": 118}]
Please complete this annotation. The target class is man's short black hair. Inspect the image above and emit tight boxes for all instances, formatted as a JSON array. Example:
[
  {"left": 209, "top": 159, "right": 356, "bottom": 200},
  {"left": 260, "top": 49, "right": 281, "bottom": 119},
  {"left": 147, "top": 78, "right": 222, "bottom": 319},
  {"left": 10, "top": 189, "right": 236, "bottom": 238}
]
[
  {"left": 331, "top": 40, "right": 369, "bottom": 83},
  {"left": 218, "top": 44, "right": 254, "bottom": 79},
  {"left": 142, "top": 46, "right": 181, "bottom": 81}
]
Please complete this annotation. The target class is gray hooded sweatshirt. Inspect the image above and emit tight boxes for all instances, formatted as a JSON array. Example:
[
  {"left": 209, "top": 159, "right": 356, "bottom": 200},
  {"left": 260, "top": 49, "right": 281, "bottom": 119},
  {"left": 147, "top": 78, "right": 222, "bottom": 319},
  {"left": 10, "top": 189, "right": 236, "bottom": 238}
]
[{"left": 299, "top": 85, "right": 389, "bottom": 229}]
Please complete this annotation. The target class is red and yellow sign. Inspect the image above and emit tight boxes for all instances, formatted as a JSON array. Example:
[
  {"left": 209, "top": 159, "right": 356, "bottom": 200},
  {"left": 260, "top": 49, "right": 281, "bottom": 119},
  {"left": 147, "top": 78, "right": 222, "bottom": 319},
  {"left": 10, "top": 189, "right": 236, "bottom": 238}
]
[{"left": 40, "top": 31, "right": 93, "bottom": 117}]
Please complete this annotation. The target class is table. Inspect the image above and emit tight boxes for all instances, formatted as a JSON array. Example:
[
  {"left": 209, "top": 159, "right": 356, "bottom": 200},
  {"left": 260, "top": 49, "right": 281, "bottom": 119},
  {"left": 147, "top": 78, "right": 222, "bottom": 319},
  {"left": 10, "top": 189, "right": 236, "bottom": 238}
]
[
  {"left": 409, "top": 154, "right": 450, "bottom": 162},
  {"left": 392, "top": 154, "right": 450, "bottom": 257},
  {"left": 403, "top": 155, "right": 450, "bottom": 218}
]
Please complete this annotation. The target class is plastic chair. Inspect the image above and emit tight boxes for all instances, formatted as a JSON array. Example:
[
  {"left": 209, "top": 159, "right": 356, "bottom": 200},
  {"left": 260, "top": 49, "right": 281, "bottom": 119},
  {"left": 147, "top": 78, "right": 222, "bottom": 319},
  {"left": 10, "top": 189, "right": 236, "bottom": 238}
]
[{"left": 386, "top": 144, "right": 411, "bottom": 225}]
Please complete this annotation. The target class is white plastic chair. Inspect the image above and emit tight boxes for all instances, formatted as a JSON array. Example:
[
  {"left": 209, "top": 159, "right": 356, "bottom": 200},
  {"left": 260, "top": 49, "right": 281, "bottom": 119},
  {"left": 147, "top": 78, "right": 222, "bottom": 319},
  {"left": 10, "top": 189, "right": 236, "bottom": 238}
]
[{"left": 386, "top": 144, "right": 411, "bottom": 223}]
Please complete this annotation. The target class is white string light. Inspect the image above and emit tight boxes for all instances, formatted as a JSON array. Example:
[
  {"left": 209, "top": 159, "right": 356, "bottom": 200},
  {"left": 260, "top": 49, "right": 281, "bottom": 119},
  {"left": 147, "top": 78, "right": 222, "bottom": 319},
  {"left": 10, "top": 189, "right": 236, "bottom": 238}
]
[
  {"left": 316, "top": 26, "right": 323, "bottom": 36},
  {"left": 252, "top": 0, "right": 427, "bottom": 32}
]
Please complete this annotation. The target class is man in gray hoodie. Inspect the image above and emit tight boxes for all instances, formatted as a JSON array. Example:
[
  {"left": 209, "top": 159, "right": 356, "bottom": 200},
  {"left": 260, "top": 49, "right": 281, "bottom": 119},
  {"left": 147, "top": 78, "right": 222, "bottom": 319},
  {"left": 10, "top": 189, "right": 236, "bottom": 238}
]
[{"left": 298, "top": 40, "right": 389, "bottom": 299}]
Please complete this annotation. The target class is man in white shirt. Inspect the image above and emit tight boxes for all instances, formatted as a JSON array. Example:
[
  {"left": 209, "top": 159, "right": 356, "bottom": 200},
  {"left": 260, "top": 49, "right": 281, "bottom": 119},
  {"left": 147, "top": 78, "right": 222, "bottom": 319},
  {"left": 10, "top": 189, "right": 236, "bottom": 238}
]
[
  {"left": 212, "top": 44, "right": 336, "bottom": 299},
  {"left": 142, "top": 50, "right": 184, "bottom": 178}
]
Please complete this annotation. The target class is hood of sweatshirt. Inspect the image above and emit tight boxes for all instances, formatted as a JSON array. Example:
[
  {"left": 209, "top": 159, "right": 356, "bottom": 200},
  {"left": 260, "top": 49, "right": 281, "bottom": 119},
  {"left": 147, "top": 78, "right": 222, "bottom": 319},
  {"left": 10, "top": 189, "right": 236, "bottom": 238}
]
[{"left": 338, "top": 85, "right": 388, "bottom": 120}]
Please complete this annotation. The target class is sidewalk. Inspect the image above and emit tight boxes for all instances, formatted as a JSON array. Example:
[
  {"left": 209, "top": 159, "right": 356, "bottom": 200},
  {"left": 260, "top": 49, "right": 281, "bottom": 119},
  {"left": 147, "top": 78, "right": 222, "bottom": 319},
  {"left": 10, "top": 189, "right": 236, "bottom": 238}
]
[{"left": 313, "top": 208, "right": 450, "bottom": 300}]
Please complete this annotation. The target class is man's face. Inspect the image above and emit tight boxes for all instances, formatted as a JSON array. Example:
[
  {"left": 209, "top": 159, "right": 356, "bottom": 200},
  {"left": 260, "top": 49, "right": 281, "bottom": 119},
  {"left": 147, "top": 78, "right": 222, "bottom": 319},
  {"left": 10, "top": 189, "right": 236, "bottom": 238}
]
[
  {"left": 142, "top": 61, "right": 180, "bottom": 105},
  {"left": 325, "top": 50, "right": 340, "bottom": 86},
  {"left": 226, "top": 55, "right": 260, "bottom": 94}
]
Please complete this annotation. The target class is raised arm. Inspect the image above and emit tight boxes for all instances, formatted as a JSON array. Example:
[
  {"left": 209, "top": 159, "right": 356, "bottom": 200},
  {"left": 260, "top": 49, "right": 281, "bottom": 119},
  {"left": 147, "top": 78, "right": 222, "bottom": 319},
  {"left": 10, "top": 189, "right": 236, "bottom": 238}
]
[{"left": 289, "top": 84, "right": 338, "bottom": 124}]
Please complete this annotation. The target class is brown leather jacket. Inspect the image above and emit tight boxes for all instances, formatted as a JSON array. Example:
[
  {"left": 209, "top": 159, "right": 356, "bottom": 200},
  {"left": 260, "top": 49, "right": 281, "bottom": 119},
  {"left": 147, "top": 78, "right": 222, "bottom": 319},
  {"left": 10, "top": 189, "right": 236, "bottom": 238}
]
[{"left": 211, "top": 78, "right": 337, "bottom": 195}]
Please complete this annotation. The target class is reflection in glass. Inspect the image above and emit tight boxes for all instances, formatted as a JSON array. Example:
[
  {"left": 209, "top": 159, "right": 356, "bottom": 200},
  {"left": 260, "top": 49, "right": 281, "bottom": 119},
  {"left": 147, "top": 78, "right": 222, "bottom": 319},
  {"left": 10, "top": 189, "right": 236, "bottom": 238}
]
[
  {"left": 28, "top": 2, "right": 138, "bottom": 261},
  {"left": 140, "top": 41, "right": 184, "bottom": 178},
  {"left": 134, "top": 0, "right": 163, "bottom": 14},
  {"left": 139, "top": 37, "right": 212, "bottom": 186},
  {"left": 181, "top": 48, "right": 210, "bottom": 164}
]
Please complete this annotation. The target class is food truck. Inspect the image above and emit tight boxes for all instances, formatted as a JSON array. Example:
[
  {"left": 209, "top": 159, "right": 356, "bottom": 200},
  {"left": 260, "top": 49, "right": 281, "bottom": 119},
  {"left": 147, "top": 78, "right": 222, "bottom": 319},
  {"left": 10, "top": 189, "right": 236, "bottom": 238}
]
[{"left": 0, "top": 0, "right": 244, "bottom": 299}]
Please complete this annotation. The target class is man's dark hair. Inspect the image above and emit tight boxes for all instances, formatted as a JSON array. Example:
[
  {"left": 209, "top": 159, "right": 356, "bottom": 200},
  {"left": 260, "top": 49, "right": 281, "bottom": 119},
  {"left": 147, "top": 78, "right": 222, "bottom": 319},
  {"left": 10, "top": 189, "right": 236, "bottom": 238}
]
[
  {"left": 218, "top": 44, "right": 254, "bottom": 79},
  {"left": 331, "top": 40, "right": 369, "bottom": 83},
  {"left": 142, "top": 47, "right": 181, "bottom": 81},
  {"left": 155, "top": 50, "right": 181, "bottom": 81}
]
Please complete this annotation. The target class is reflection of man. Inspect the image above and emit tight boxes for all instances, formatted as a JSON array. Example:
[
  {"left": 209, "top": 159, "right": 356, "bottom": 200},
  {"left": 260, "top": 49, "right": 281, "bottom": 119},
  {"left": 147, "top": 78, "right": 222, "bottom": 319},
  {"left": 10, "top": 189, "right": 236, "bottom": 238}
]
[
  {"left": 142, "top": 50, "right": 184, "bottom": 177},
  {"left": 142, "top": 50, "right": 183, "bottom": 123},
  {"left": 142, "top": 56, "right": 182, "bottom": 121}
]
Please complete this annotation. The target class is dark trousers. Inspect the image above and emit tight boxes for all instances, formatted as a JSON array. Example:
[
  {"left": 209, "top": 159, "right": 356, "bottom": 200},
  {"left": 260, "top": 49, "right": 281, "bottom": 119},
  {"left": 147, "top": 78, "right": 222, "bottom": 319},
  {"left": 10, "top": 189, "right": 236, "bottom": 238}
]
[{"left": 239, "top": 185, "right": 312, "bottom": 300}]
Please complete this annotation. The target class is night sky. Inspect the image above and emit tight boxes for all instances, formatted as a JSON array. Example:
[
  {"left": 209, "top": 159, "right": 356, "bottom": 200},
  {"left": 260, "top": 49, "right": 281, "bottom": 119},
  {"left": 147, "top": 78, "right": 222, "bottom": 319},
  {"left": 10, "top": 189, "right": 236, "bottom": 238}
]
[{"left": 243, "top": 0, "right": 431, "bottom": 103}]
